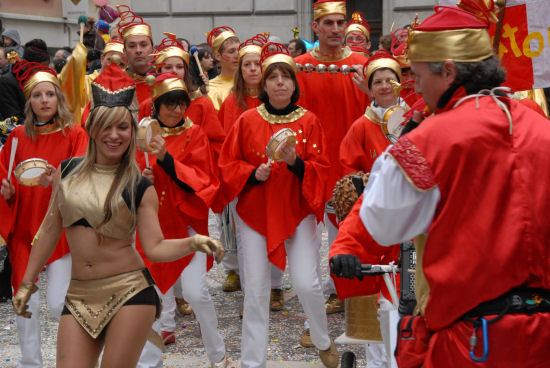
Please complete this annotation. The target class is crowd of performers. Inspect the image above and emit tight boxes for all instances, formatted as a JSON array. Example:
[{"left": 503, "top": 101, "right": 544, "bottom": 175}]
[{"left": 1, "top": 0, "right": 550, "bottom": 367}]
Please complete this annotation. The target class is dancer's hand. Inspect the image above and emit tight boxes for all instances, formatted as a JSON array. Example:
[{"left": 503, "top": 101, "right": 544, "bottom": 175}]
[
  {"left": 189, "top": 234, "right": 225, "bottom": 263},
  {"left": 12, "top": 281, "right": 38, "bottom": 318}
]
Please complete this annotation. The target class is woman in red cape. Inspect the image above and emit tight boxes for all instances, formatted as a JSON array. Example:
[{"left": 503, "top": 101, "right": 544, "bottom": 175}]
[
  {"left": 219, "top": 42, "right": 338, "bottom": 368},
  {"left": 135, "top": 73, "right": 227, "bottom": 367}
]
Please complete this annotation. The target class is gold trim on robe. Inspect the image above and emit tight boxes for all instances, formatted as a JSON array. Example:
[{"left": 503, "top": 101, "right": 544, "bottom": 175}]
[
  {"left": 160, "top": 118, "right": 194, "bottom": 137},
  {"left": 256, "top": 104, "right": 307, "bottom": 124},
  {"left": 309, "top": 46, "right": 352, "bottom": 63}
]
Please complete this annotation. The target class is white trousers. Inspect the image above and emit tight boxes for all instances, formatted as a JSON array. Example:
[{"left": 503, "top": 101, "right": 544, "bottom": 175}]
[
  {"left": 16, "top": 253, "right": 72, "bottom": 368},
  {"left": 365, "top": 295, "right": 394, "bottom": 368},
  {"left": 221, "top": 200, "right": 284, "bottom": 292},
  {"left": 237, "top": 213, "right": 331, "bottom": 368},
  {"left": 322, "top": 213, "right": 338, "bottom": 295},
  {"left": 139, "top": 229, "right": 225, "bottom": 366}
]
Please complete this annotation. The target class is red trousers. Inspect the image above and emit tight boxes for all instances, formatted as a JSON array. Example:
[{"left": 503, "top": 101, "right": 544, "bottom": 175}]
[{"left": 397, "top": 313, "right": 550, "bottom": 368}]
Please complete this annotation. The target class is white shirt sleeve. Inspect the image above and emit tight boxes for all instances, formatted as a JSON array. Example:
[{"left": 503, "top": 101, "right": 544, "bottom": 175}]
[{"left": 360, "top": 150, "right": 441, "bottom": 245}]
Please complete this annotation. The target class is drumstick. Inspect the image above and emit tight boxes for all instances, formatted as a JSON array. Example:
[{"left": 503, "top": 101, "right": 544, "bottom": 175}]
[
  {"left": 144, "top": 152, "right": 150, "bottom": 169},
  {"left": 267, "top": 157, "right": 272, "bottom": 167},
  {"left": 7, "top": 137, "right": 18, "bottom": 183},
  {"left": 190, "top": 46, "right": 208, "bottom": 93},
  {"left": 78, "top": 16, "right": 87, "bottom": 45},
  {"left": 190, "top": 46, "right": 205, "bottom": 77}
]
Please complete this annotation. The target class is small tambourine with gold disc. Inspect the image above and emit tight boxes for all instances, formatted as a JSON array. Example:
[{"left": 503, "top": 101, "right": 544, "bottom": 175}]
[
  {"left": 14, "top": 158, "right": 50, "bottom": 186},
  {"left": 265, "top": 128, "right": 297, "bottom": 164},
  {"left": 382, "top": 105, "right": 407, "bottom": 143},
  {"left": 136, "top": 117, "right": 162, "bottom": 153}
]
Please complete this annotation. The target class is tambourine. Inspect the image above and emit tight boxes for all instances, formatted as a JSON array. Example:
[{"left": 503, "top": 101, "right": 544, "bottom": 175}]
[
  {"left": 265, "top": 128, "right": 297, "bottom": 161},
  {"left": 296, "top": 63, "right": 356, "bottom": 75},
  {"left": 136, "top": 117, "right": 162, "bottom": 152},
  {"left": 382, "top": 106, "right": 407, "bottom": 143},
  {"left": 14, "top": 158, "right": 50, "bottom": 186}
]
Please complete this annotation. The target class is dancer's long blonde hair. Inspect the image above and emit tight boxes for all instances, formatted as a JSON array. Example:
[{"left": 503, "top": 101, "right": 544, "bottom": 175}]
[{"left": 68, "top": 104, "right": 141, "bottom": 229}]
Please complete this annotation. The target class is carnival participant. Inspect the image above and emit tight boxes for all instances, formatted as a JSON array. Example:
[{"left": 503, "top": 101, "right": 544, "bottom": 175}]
[
  {"left": 287, "top": 39, "right": 307, "bottom": 58},
  {"left": 11, "top": 62, "right": 224, "bottom": 368},
  {"left": 206, "top": 26, "right": 240, "bottom": 111},
  {"left": 360, "top": 3, "right": 550, "bottom": 367},
  {"left": 344, "top": 11, "right": 371, "bottom": 56},
  {"left": 139, "top": 33, "right": 225, "bottom": 163},
  {"left": 340, "top": 50, "right": 407, "bottom": 174},
  {"left": 189, "top": 47, "right": 217, "bottom": 88},
  {"left": 295, "top": 0, "right": 369, "bottom": 317},
  {"left": 218, "top": 33, "right": 285, "bottom": 311},
  {"left": 0, "top": 61, "right": 88, "bottom": 368},
  {"left": 330, "top": 51, "right": 405, "bottom": 366},
  {"left": 135, "top": 73, "right": 227, "bottom": 366},
  {"left": 217, "top": 34, "right": 266, "bottom": 294},
  {"left": 118, "top": 5, "right": 154, "bottom": 104},
  {"left": 219, "top": 42, "right": 338, "bottom": 368}
]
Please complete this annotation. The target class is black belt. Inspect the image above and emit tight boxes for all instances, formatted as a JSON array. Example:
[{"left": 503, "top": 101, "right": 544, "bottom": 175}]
[{"left": 464, "top": 287, "right": 550, "bottom": 321}]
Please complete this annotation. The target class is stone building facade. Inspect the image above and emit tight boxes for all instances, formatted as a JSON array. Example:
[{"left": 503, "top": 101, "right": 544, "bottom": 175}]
[{"left": 1, "top": 0, "right": 437, "bottom": 50}]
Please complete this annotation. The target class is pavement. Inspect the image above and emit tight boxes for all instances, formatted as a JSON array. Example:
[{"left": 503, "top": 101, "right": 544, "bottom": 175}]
[{"left": 0, "top": 214, "right": 368, "bottom": 367}]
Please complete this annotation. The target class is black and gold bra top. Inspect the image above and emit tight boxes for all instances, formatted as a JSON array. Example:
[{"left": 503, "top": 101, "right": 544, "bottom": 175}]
[{"left": 58, "top": 157, "right": 152, "bottom": 240}]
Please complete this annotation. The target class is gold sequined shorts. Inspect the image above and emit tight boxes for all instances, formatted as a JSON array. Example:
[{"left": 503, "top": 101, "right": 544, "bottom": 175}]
[{"left": 63, "top": 268, "right": 159, "bottom": 339}]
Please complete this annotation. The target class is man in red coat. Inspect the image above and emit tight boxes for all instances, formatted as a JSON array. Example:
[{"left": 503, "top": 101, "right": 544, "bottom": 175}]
[
  {"left": 295, "top": 0, "right": 369, "bottom": 317},
  {"left": 118, "top": 6, "right": 153, "bottom": 105},
  {"left": 360, "top": 3, "right": 550, "bottom": 367}
]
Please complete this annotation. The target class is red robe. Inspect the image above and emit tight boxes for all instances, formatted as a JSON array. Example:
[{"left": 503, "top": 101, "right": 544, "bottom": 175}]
[
  {"left": 390, "top": 86, "right": 550, "bottom": 366},
  {"left": 218, "top": 93, "right": 260, "bottom": 134},
  {"left": 126, "top": 70, "right": 153, "bottom": 106},
  {"left": 138, "top": 93, "right": 225, "bottom": 162},
  {"left": 339, "top": 113, "right": 391, "bottom": 175},
  {"left": 135, "top": 120, "right": 217, "bottom": 294},
  {"left": 0, "top": 124, "right": 88, "bottom": 292},
  {"left": 295, "top": 48, "right": 369, "bottom": 220},
  {"left": 329, "top": 195, "right": 400, "bottom": 302},
  {"left": 333, "top": 116, "right": 399, "bottom": 302},
  {"left": 219, "top": 106, "right": 331, "bottom": 270}
]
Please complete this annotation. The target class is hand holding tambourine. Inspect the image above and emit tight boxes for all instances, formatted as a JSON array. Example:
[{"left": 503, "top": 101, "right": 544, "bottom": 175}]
[
  {"left": 137, "top": 117, "right": 163, "bottom": 168},
  {"left": 148, "top": 135, "right": 167, "bottom": 162},
  {"left": 137, "top": 118, "right": 162, "bottom": 154},
  {"left": 14, "top": 158, "right": 53, "bottom": 187},
  {"left": 265, "top": 128, "right": 297, "bottom": 165}
]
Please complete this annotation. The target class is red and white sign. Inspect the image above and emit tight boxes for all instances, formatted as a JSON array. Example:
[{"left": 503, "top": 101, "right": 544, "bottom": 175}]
[
  {"left": 489, "top": 0, "right": 550, "bottom": 90},
  {"left": 439, "top": 0, "right": 550, "bottom": 90}
]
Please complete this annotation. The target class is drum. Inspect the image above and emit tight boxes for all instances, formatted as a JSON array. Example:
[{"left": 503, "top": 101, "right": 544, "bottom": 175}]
[
  {"left": 136, "top": 117, "right": 162, "bottom": 152},
  {"left": 14, "top": 158, "right": 50, "bottom": 186},
  {"left": 265, "top": 128, "right": 296, "bottom": 161},
  {"left": 382, "top": 106, "right": 407, "bottom": 143},
  {"left": 331, "top": 172, "right": 369, "bottom": 222},
  {"left": 345, "top": 294, "right": 383, "bottom": 341}
]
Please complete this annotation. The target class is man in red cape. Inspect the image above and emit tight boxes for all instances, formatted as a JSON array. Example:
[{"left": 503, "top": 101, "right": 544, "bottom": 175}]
[
  {"left": 360, "top": 2, "right": 550, "bottom": 367},
  {"left": 295, "top": 0, "right": 369, "bottom": 315}
]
